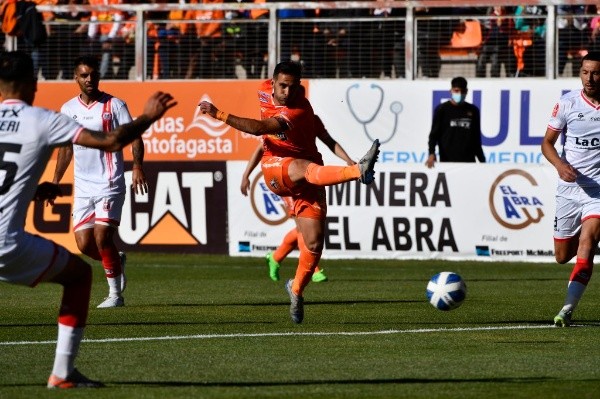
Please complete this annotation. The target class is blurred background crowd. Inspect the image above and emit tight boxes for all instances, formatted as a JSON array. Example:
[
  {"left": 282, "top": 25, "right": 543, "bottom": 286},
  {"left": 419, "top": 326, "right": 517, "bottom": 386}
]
[{"left": 1, "top": 0, "right": 598, "bottom": 81}]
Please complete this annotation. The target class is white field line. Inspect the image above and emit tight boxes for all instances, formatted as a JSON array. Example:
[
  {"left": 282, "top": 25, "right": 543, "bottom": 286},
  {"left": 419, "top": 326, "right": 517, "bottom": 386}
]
[{"left": 0, "top": 324, "right": 563, "bottom": 346}]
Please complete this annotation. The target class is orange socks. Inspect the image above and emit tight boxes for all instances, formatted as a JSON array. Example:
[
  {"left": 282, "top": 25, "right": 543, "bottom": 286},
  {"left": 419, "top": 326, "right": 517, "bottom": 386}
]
[
  {"left": 304, "top": 163, "right": 360, "bottom": 186},
  {"left": 297, "top": 231, "right": 321, "bottom": 273},
  {"left": 273, "top": 228, "right": 298, "bottom": 262},
  {"left": 292, "top": 246, "right": 322, "bottom": 296},
  {"left": 274, "top": 228, "right": 322, "bottom": 273}
]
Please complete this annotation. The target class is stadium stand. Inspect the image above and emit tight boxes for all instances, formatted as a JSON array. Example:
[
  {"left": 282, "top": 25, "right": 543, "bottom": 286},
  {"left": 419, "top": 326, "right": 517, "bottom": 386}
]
[{"left": 1, "top": 1, "right": 599, "bottom": 80}]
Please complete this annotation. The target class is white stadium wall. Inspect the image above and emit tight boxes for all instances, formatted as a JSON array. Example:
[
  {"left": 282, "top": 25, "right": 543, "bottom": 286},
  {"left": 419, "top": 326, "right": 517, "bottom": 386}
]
[
  {"left": 33, "top": 78, "right": 575, "bottom": 260},
  {"left": 228, "top": 162, "right": 557, "bottom": 262},
  {"left": 308, "top": 78, "right": 579, "bottom": 166},
  {"left": 228, "top": 78, "right": 576, "bottom": 262}
]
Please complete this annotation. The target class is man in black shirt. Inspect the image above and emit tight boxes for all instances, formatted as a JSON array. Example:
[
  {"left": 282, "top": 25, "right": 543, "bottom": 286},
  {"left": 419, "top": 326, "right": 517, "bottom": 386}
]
[{"left": 425, "top": 76, "right": 486, "bottom": 168}]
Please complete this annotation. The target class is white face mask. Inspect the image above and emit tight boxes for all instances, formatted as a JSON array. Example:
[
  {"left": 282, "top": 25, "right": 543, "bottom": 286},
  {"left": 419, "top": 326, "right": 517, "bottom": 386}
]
[{"left": 451, "top": 92, "right": 465, "bottom": 104}]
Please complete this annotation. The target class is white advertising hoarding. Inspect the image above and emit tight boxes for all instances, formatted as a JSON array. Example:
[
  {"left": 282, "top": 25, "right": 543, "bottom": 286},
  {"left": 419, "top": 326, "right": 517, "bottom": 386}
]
[
  {"left": 308, "top": 78, "right": 579, "bottom": 166},
  {"left": 228, "top": 162, "right": 558, "bottom": 262}
]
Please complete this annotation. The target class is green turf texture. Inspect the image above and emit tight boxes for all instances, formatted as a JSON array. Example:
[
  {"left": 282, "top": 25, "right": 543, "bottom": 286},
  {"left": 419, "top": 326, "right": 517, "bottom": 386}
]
[{"left": 0, "top": 253, "right": 599, "bottom": 398}]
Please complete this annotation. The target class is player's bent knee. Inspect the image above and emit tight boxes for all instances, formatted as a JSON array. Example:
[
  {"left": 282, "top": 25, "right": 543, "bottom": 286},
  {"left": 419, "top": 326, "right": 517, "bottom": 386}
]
[
  {"left": 75, "top": 237, "right": 94, "bottom": 255},
  {"left": 554, "top": 240, "right": 578, "bottom": 264},
  {"left": 302, "top": 239, "right": 323, "bottom": 253},
  {"left": 554, "top": 248, "right": 575, "bottom": 264},
  {"left": 57, "top": 255, "right": 93, "bottom": 287},
  {"left": 555, "top": 254, "right": 572, "bottom": 264}
]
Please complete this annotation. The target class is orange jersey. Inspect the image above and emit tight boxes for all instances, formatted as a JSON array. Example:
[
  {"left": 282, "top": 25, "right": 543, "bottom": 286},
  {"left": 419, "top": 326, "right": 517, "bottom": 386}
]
[
  {"left": 188, "top": 0, "right": 224, "bottom": 38},
  {"left": 167, "top": 9, "right": 187, "bottom": 35},
  {"left": 88, "top": 0, "right": 123, "bottom": 37},
  {"left": 34, "top": 0, "right": 57, "bottom": 22},
  {"left": 250, "top": 0, "right": 268, "bottom": 19},
  {"left": 257, "top": 80, "right": 323, "bottom": 164}
]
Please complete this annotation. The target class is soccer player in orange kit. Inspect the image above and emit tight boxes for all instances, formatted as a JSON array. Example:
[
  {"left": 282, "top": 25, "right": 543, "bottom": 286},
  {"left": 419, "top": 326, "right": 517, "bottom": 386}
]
[
  {"left": 241, "top": 114, "right": 356, "bottom": 283},
  {"left": 199, "top": 61, "right": 379, "bottom": 323}
]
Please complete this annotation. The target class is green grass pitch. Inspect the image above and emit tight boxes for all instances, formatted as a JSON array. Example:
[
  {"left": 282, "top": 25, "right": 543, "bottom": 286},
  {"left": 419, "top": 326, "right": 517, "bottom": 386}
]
[{"left": 1, "top": 253, "right": 599, "bottom": 398}]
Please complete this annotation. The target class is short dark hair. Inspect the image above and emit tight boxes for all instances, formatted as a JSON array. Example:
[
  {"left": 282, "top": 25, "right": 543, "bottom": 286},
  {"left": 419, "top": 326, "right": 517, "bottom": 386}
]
[
  {"left": 0, "top": 51, "right": 35, "bottom": 83},
  {"left": 451, "top": 76, "right": 468, "bottom": 90},
  {"left": 582, "top": 51, "right": 600, "bottom": 64},
  {"left": 73, "top": 54, "right": 100, "bottom": 72},
  {"left": 273, "top": 61, "right": 302, "bottom": 80}
]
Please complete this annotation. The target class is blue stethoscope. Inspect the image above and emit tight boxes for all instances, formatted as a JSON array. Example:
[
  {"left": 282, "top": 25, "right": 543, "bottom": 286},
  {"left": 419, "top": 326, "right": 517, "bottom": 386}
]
[{"left": 346, "top": 83, "right": 402, "bottom": 144}]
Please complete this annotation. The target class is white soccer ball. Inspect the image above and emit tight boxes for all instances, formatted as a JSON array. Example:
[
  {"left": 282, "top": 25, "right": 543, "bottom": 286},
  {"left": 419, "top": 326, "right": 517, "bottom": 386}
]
[{"left": 426, "top": 271, "right": 467, "bottom": 311}]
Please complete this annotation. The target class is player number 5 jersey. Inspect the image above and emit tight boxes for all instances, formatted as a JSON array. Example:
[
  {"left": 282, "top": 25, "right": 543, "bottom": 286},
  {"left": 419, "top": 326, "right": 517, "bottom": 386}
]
[{"left": 0, "top": 100, "right": 82, "bottom": 256}]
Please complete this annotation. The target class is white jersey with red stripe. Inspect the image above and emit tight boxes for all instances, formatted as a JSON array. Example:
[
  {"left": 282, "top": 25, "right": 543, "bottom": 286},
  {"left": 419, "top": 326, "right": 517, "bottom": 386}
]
[
  {"left": 547, "top": 89, "right": 600, "bottom": 187},
  {"left": 61, "top": 92, "right": 132, "bottom": 196},
  {"left": 0, "top": 100, "right": 83, "bottom": 258}
]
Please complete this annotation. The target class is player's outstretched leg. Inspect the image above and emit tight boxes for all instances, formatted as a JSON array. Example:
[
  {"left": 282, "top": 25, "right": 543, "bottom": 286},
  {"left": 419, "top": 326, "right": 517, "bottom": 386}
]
[{"left": 358, "top": 139, "right": 380, "bottom": 184}]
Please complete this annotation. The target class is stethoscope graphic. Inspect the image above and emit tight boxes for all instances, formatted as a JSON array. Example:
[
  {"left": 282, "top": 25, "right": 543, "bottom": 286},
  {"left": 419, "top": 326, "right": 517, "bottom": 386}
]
[{"left": 346, "top": 83, "right": 403, "bottom": 144}]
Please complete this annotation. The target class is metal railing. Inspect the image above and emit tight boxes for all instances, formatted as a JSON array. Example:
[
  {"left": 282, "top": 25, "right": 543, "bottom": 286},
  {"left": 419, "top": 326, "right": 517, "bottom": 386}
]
[{"left": 1, "top": 1, "right": 596, "bottom": 80}]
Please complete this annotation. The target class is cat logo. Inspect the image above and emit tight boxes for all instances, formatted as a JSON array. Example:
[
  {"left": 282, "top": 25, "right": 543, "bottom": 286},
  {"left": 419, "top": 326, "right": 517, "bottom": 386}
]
[{"left": 32, "top": 162, "right": 228, "bottom": 254}]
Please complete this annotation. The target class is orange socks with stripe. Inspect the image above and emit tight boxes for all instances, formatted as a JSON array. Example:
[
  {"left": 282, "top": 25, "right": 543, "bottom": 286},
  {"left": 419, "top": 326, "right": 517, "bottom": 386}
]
[{"left": 304, "top": 163, "right": 360, "bottom": 186}]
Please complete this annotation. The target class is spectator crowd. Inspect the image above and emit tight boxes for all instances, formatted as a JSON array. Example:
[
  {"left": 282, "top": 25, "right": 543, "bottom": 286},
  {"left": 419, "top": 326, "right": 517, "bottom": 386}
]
[{"left": 1, "top": 1, "right": 599, "bottom": 80}]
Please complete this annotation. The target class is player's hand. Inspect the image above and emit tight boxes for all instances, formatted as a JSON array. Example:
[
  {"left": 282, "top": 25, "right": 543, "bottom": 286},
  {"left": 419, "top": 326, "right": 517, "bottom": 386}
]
[
  {"left": 556, "top": 161, "right": 577, "bottom": 183},
  {"left": 34, "top": 182, "right": 62, "bottom": 204},
  {"left": 425, "top": 154, "right": 436, "bottom": 169},
  {"left": 240, "top": 177, "right": 250, "bottom": 196},
  {"left": 197, "top": 101, "right": 218, "bottom": 118},
  {"left": 143, "top": 92, "right": 177, "bottom": 121},
  {"left": 132, "top": 166, "right": 149, "bottom": 195}
]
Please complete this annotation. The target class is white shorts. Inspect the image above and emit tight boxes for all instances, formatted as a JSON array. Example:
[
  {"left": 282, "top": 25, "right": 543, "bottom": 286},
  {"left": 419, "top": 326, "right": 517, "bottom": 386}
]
[
  {"left": 73, "top": 193, "right": 125, "bottom": 232},
  {"left": 554, "top": 184, "right": 600, "bottom": 240},
  {"left": 0, "top": 233, "right": 70, "bottom": 287}
]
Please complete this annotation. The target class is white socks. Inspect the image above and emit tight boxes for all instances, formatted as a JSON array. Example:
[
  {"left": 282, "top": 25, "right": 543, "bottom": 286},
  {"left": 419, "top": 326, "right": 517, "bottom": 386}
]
[
  {"left": 51, "top": 324, "right": 84, "bottom": 378},
  {"left": 107, "top": 275, "right": 122, "bottom": 297},
  {"left": 562, "top": 280, "right": 587, "bottom": 313}
]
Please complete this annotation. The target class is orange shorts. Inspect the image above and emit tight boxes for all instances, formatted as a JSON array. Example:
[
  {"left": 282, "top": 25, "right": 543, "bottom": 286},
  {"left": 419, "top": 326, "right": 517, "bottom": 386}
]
[
  {"left": 282, "top": 196, "right": 295, "bottom": 217},
  {"left": 261, "top": 156, "right": 327, "bottom": 220}
]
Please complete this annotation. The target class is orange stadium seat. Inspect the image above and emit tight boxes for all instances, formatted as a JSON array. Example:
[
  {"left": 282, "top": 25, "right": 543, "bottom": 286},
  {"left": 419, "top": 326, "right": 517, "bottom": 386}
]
[{"left": 439, "top": 20, "right": 482, "bottom": 61}]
